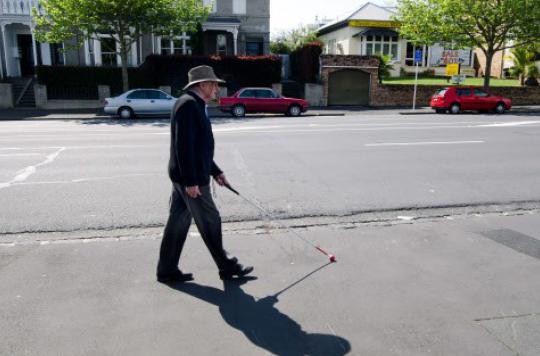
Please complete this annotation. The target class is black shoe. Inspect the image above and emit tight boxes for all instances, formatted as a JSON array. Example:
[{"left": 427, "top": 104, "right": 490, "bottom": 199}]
[
  {"left": 157, "top": 272, "right": 194, "bottom": 283},
  {"left": 219, "top": 264, "right": 254, "bottom": 280}
]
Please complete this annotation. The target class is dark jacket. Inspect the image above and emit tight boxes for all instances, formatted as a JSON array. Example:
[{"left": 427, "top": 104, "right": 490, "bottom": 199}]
[{"left": 168, "top": 91, "right": 222, "bottom": 186}]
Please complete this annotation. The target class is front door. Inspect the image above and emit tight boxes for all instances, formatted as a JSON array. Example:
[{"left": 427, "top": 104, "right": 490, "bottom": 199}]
[{"left": 17, "top": 35, "right": 34, "bottom": 76}]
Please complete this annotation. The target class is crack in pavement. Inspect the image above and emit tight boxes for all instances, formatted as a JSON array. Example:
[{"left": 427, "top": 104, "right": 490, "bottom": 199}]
[
  {"left": 474, "top": 313, "right": 540, "bottom": 322},
  {"left": 1, "top": 203, "right": 539, "bottom": 246}
]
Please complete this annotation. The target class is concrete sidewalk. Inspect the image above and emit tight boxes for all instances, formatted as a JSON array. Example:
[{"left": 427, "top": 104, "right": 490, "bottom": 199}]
[
  {"left": 1, "top": 105, "right": 539, "bottom": 121},
  {"left": 1, "top": 211, "right": 539, "bottom": 355}
]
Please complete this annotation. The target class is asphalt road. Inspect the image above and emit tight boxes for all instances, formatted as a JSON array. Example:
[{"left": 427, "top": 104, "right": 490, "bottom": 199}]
[{"left": 1, "top": 110, "right": 539, "bottom": 234}]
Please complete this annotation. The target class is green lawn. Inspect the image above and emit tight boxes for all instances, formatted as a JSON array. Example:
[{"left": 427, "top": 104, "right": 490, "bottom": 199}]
[{"left": 382, "top": 77, "right": 521, "bottom": 87}]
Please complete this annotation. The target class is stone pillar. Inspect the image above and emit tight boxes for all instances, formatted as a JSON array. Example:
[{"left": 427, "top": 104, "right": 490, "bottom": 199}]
[
  {"left": 34, "top": 84, "right": 47, "bottom": 108},
  {"left": 31, "top": 27, "right": 38, "bottom": 69},
  {"left": 159, "top": 86, "right": 172, "bottom": 95},
  {"left": 98, "top": 85, "right": 111, "bottom": 100},
  {"left": 232, "top": 28, "right": 238, "bottom": 55},
  {"left": 304, "top": 83, "right": 324, "bottom": 107},
  {"left": 0, "top": 83, "right": 14, "bottom": 108},
  {"left": 1, "top": 24, "right": 9, "bottom": 77},
  {"left": 272, "top": 83, "right": 282, "bottom": 96}
]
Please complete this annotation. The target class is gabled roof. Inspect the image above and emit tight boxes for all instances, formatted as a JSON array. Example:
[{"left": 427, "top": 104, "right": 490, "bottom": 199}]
[{"left": 317, "top": 2, "right": 397, "bottom": 36}]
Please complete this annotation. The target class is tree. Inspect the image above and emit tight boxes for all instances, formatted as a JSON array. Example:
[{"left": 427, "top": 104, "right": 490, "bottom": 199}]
[
  {"left": 33, "top": 0, "right": 209, "bottom": 91},
  {"left": 395, "top": 0, "right": 540, "bottom": 89},
  {"left": 376, "top": 54, "right": 395, "bottom": 84},
  {"left": 270, "top": 25, "right": 321, "bottom": 54}
]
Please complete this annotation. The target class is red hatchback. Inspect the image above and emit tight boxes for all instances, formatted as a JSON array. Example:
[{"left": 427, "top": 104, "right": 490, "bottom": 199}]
[
  {"left": 430, "top": 86, "right": 512, "bottom": 114},
  {"left": 219, "top": 87, "right": 309, "bottom": 117}
]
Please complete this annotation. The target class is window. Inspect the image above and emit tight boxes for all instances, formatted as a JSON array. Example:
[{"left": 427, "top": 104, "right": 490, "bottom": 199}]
[
  {"left": 246, "top": 41, "right": 263, "bottom": 56},
  {"left": 327, "top": 39, "right": 337, "bottom": 54},
  {"left": 405, "top": 42, "right": 428, "bottom": 66},
  {"left": 239, "top": 89, "right": 255, "bottom": 98},
  {"left": 160, "top": 33, "right": 191, "bottom": 55},
  {"left": 100, "top": 37, "right": 117, "bottom": 66},
  {"left": 364, "top": 35, "right": 398, "bottom": 60},
  {"left": 50, "top": 43, "right": 64, "bottom": 65},
  {"left": 202, "top": 0, "right": 216, "bottom": 13},
  {"left": 233, "top": 0, "right": 246, "bottom": 14},
  {"left": 456, "top": 88, "right": 471, "bottom": 96},
  {"left": 474, "top": 88, "right": 488, "bottom": 97},
  {"left": 217, "top": 34, "right": 227, "bottom": 56},
  {"left": 147, "top": 90, "right": 169, "bottom": 100},
  {"left": 256, "top": 90, "right": 276, "bottom": 98},
  {"left": 127, "top": 90, "right": 148, "bottom": 99}
]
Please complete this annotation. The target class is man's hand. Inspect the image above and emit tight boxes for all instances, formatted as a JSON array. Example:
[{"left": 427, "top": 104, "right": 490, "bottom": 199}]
[
  {"left": 186, "top": 185, "right": 201, "bottom": 198},
  {"left": 214, "top": 173, "right": 229, "bottom": 187}
]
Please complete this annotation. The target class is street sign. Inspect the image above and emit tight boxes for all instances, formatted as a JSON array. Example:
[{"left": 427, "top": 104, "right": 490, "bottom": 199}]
[
  {"left": 451, "top": 74, "right": 467, "bottom": 84},
  {"left": 446, "top": 63, "right": 460, "bottom": 76},
  {"left": 414, "top": 49, "right": 422, "bottom": 64}
]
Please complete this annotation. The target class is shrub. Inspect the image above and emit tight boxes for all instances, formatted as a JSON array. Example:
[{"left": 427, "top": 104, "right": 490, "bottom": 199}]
[
  {"left": 36, "top": 55, "right": 282, "bottom": 98},
  {"left": 36, "top": 66, "right": 151, "bottom": 97},
  {"left": 290, "top": 43, "right": 322, "bottom": 83}
]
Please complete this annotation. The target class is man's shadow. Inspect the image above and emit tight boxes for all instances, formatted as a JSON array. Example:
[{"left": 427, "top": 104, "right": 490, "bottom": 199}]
[{"left": 166, "top": 265, "right": 351, "bottom": 355}]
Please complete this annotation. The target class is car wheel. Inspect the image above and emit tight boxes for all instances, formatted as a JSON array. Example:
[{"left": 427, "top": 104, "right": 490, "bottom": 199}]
[
  {"left": 118, "top": 106, "right": 134, "bottom": 119},
  {"left": 287, "top": 104, "right": 302, "bottom": 117},
  {"left": 232, "top": 105, "right": 245, "bottom": 117},
  {"left": 449, "top": 103, "right": 461, "bottom": 114},
  {"left": 494, "top": 102, "right": 506, "bottom": 114}
]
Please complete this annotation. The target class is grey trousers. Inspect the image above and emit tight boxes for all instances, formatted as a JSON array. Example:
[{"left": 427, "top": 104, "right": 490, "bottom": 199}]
[{"left": 157, "top": 183, "right": 235, "bottom": 277}]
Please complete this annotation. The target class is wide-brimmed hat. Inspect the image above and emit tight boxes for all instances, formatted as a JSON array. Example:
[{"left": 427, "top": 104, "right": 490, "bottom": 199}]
[{"left": 183, "top": 65, "right": 225, "bottom": 90}]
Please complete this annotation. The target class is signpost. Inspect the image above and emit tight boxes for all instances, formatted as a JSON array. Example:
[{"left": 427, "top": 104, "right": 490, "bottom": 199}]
[{"left": 412, "top": 49, "right": 422, "bottom": 110}]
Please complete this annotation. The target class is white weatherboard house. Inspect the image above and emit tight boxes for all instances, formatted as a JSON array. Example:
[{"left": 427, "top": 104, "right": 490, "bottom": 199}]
[
  {"left": 316, "top": 2, "right": 476, "bottom": 77},
  {"left": 0, "top": 0, "right": 269, "bottom": 79}
]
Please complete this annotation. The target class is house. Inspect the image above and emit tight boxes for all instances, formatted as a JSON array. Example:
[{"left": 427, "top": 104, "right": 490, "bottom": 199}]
[
  {"left": 0, "top": 0, "right": 270, "bottom": 79},
  {"left": 316, "top": 2, "right": 476, "bottom": 77}
]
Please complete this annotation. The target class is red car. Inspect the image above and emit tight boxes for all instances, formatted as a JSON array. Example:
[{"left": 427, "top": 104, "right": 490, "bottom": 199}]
[
  {"left": 430, "top": 86, "right": 512, "bottom": 114},
  {"left": 219, "top": 87, "right": 309, "bottom": 117}
]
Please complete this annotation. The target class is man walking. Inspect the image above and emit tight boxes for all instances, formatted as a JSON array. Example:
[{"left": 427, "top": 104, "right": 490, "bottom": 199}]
[{"left": 157, "top": 65, "right": 253, "bottom": 283}]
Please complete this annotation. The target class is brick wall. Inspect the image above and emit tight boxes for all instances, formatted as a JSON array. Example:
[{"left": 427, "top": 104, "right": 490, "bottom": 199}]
[
  {"left": 320, "top": 55, "right": 379, "bottom": 106},
  {"left": 320, "top": 55, "right": 540, "bottom": 107},
  {"left": 372, "top": 84, "right": 540, "bottom": 107}
]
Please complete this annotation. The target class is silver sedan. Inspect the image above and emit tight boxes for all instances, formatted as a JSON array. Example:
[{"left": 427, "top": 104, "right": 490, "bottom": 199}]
[{"left": 104, "top": 89, "right": 176, "bottom": 119}]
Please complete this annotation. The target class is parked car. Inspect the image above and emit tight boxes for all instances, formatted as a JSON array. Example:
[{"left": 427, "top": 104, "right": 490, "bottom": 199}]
[
  {"left": 430, "top": 86, "right": 512, "bottom": 114},
  {"left": 104, "top": 89, "right": 176, "bottom": 119},
  {"left": 219, "top": 87, "right": 309, "bottom": 117}
]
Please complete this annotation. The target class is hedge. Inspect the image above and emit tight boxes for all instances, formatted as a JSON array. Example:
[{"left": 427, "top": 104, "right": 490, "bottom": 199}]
[
  {"left": 36, "top": 66, "right": 150, "bottom": 97},
  {"left": 141, "top": 55, "right": 282, "bottom": 95},
  {"left": 36, "top": 55, "right": 282, "bottom": 98},
  {"left": 290, "top": 43, "right": 323, "bottom": 84}
]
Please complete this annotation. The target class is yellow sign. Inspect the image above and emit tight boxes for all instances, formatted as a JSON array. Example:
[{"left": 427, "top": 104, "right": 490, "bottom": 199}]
[
  {"left": 349, "top": 20, "right": 400, "bottom": 28},
  {"left": 446, "top": 63, "right": 460, "bottom": 76}
]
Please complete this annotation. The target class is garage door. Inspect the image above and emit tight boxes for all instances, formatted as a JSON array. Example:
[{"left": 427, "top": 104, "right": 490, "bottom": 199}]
[{"left": 328, "top": 69, "right": 370, "bottom": 106}]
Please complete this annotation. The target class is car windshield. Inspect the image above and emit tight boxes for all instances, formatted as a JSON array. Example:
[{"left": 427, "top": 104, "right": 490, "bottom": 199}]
[{"left": 436, "top": 89, "right": 447, "bottom": 96}]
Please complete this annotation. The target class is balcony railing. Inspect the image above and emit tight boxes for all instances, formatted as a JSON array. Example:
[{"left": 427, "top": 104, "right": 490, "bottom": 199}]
[{"left": 1, "top": 0, "right": 42, "bottom": 16}]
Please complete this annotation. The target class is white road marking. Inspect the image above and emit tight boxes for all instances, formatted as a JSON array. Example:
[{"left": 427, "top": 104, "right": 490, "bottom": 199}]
[
  {"left": 12, "top": 173, "right": 160, "bottom": 186},
  {"left": 1, "top": 145, "right": 163, "bottom": 150},
  {"left": 0, "top": 147, "right": 65, "bottom": 190},
  {"left": 365, "top": 140, "right": 484, "bottom": 147},
  {"left": 478, "top": 120, "right": 540, "bottom": 127},
  {"left": 0, "top": 153, "right": 42, "bottom": 157}
]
